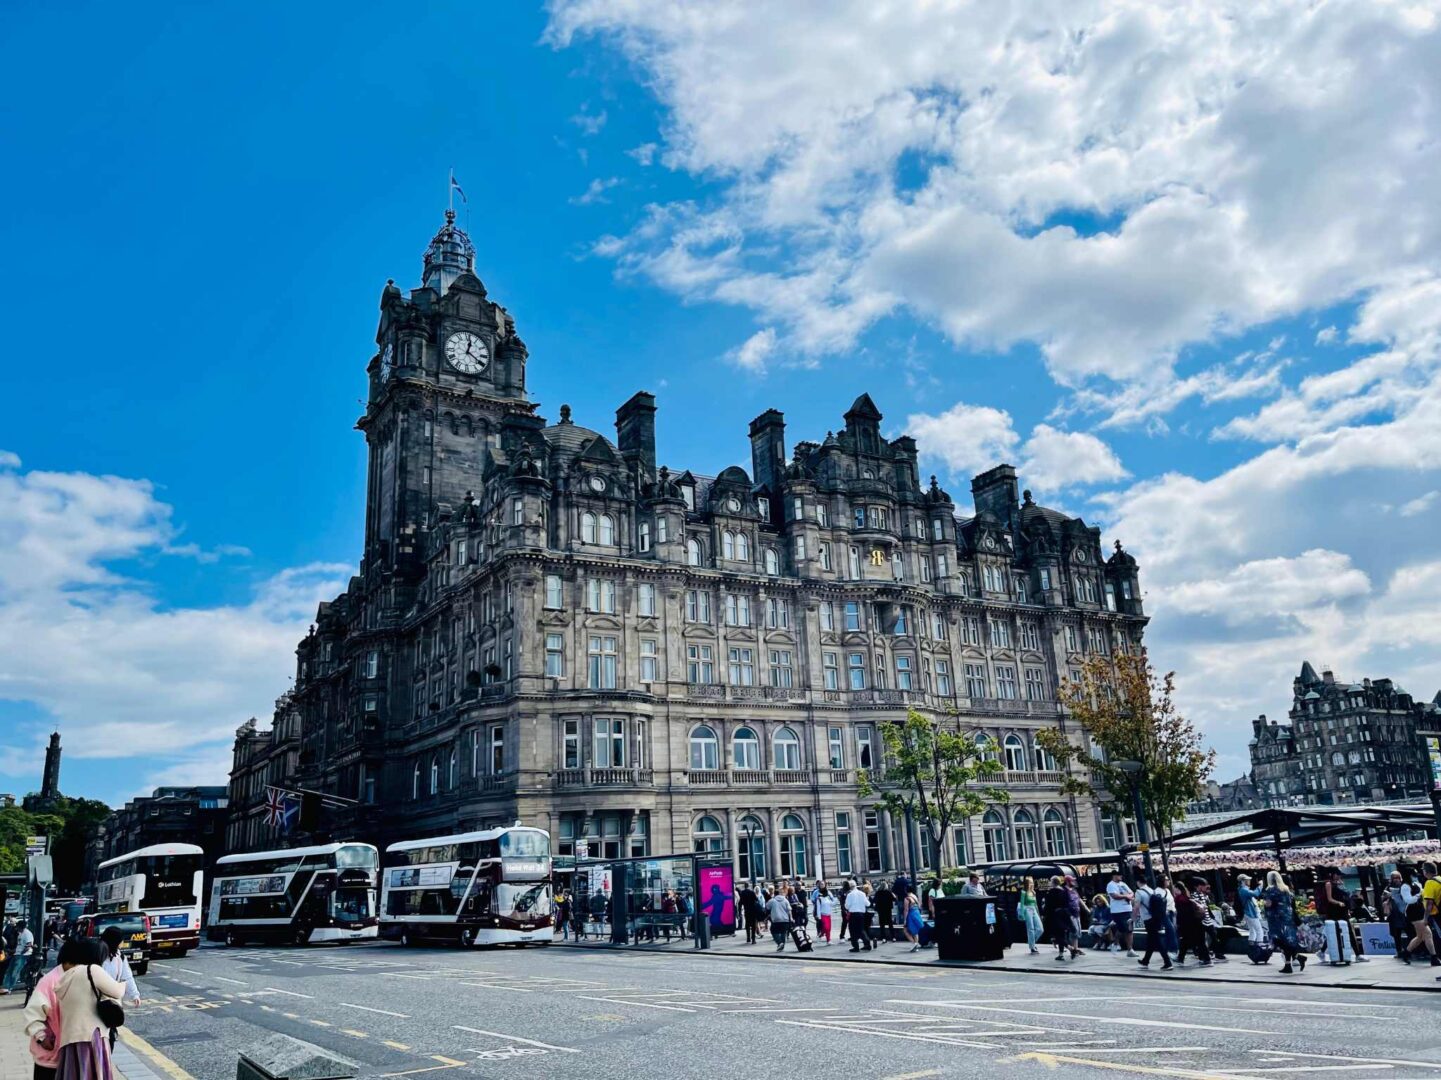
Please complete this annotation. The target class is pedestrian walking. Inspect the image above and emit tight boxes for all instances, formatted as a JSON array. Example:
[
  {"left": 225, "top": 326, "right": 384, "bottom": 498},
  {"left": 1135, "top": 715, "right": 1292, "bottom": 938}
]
[
  {"left": 1017, "top": 876, "right": 1043, "bottom": 954},
  {"left": 1194, "top": 880, "right": 1228, "bottom": 962},
  {"left": 1236, "top": 874, "right": 1265, "bottom": 949},
  {"left": 1383, "top": 872, "right": 1414, "bottom": 962},
  {"left": 902, "top": 888, "right": 924, "bottom": 952},
  {"left": 1042, "top": 876, "right": 1075, "bottom": 960},
  {"left": 557, "top": 892, "right": 572, "bottom": 940},
  {"left": 99, "top": 928, "right": 140, "bottom": 1051},
  {"left": 1136, "top": 878, "right": 1173, "bottom": 970},
  {"left": 1, "top": 920, "right": 36, "bottom": 995},
  {"left": 1399, "top": 869, "right": 1439, "bottom": 965},
  {"left": 844, "top": 881, "right": 874, "bottom": 952},
  {"left": 814, "top": 884, "right": 835, "bottom": 944},
  {"left": 739, "top": 883, "right": 763, "bottom": 945},
  {"left": 873, "top": 881, "right": 895, "bottom": 943},
  {"left": 33, "top": 938, "right": 126, "bottom": 1079},
  {"left": 1173, "top": 879, "right": 1211, "bottom": 966},
  {"left": 1261, "top": 870, "right": 1307, "bottom": 975},
  {"left": 1316, "top": 869, "right": 1356, "bottom": 965},
  {"left": 766, "top": 887, "right": 793, "bottom": 952},
  {"left": 1106, "top": 871, "right": 1136, "bottom": 956}
]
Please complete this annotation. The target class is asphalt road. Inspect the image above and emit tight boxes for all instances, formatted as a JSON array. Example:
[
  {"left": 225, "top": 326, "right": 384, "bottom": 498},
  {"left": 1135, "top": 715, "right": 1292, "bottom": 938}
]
[{"left": 124, "top": 939, "right": 1441, "bottom": 1079}]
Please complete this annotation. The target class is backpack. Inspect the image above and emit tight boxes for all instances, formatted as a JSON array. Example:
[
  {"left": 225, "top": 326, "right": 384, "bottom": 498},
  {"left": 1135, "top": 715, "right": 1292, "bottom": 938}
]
[{"left": 1147, "top": 887, "right": 1168, "bottom": 922}]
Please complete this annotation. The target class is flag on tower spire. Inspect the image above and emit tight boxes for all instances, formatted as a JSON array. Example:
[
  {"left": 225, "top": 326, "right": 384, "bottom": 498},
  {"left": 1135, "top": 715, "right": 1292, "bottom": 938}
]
[{"left": 449, "top": 170, "right": 467, "bottom": 207}]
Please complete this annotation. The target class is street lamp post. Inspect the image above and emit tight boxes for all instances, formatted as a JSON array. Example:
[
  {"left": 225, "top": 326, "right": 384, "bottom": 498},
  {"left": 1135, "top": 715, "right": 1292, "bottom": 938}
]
[
  {"left": 1116, "top": 760, "right": 1155, "bottom": 887},
  {"left": 741, "top": 821, "right": 759, "bottom": 886}
]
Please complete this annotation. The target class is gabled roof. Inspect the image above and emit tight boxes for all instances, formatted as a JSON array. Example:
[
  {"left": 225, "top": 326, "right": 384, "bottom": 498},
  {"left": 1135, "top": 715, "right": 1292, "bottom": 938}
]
[{"left": 844, "top": 393, "right": 882, "bottom": 421}]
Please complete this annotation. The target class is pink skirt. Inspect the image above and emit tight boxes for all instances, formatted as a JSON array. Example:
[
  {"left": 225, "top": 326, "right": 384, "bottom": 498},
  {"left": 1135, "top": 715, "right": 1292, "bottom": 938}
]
[{"left": 56, "top": 1030, "right": 112, "bottom": 1080}]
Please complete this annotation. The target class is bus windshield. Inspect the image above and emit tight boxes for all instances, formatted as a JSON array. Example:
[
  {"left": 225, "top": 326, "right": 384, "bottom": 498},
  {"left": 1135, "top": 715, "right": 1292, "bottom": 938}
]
[
  {"left": 499, "top": 831, "right": 549, "bottom": 858},
  {"left": 142, "top": 854, "right": 201, "bottom": 907},
  {"left": 330, "top": 888, "right": 375, "bottom": 922},
  {"left": 335, "top": 845, "right": 379, "bottom": 869},
  {"left": 496, "top": 882, "right": 551, "bottom": 919}
]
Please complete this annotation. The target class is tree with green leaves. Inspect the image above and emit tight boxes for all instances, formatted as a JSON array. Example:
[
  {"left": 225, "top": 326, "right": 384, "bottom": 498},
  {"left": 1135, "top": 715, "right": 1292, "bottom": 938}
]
[
  {"left": 1036, "top": 652, "right": 1214, "bottom": 871},
  {"left": 857, "top": 708, "right": 1010, "bottom": 875}
]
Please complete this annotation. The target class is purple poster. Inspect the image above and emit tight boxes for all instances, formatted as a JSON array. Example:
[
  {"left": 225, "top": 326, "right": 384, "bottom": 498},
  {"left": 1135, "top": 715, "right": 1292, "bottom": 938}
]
[{"left": 698, "top": 865, "right": 736, "bottom": 935}]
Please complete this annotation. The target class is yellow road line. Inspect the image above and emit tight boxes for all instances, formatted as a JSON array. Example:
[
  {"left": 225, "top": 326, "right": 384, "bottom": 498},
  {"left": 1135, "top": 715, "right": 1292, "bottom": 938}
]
[
  {"left": 308, "top": 1018, "right": 332, "bottom": 1027},
  {"left": 118, "top": 1027, "right": 200, "bottom": 1080},
  {"left": 884, "top": 1071, "right": 942, "bottom": 1080},
  {"left": 383, "top": 1040, "right": 412, "bottom": 1050},
  {"left": 341, "top": 1029, "right": 370, "bottom": 1038},
  {"left": 377, "top": 1056, "right": 467, "bottom": 1076},
  {"left": 1010, "top": 1051, "right": 1241, "bottom": 1080}
]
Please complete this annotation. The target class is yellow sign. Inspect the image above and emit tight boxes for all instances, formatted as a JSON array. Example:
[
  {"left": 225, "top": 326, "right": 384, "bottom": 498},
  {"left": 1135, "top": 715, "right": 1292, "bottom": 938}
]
[
  {"left": 1137, "top": 843, "right": 1150, "bottom": 853},
  {"left": 869, "top": 548, "right": 885, "bottom": 566}
]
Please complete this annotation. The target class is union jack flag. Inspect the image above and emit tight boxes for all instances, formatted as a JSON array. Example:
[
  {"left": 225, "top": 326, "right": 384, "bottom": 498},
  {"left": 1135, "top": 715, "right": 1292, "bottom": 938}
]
[{"left": 263, "top": 786, "right": 298, "bottom": 831}]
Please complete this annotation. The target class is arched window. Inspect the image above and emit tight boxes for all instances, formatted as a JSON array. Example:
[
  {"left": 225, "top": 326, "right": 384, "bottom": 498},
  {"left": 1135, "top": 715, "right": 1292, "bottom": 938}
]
[
  {"left": 693, "top": 815, "right": 724, "bottom": 854},
  {"left": 736, "top": 533, "right": 750, "bottom": 561},
  {"left": 638, "top": 521, "right": 651, "bottom": 552},
  {"left": 1331, "top": 751, "right": 1345, "bottom": 767},
  {"left": 1036, "top": 743, "right": 1058, "bottom": 772},
  {"left": 412, "top": 761, "right": 420, "bottom": 800},
  {"left": 733, "top": 727, "right": 761, "bottom": 770},
  {"left": 599, "top": 514, "right": 616, "bottom": 545},
  {"left": 737, "top": 814, "right": 767, "bottom": 882},
  {"left": 982, "top": 809, "right": 1009, "bottom": 862},
  {"left": 779, "top": 813, "right": 808, "bottom": 877},
  {"left": 1043, "top": 808, "right": 1069, "bottom": 856},
  {"left": 723, "top": 531, "right": 736, "bottom": 560},
  {"left": 975, "top": 733, "right": 999, "bottom": 764},
  {"left": 689, "top": 725, "right": 719, "bottom": 771},
  {"left": 764, "top": 548, "right": 779, "bottom": 575},
  {"left": 1014, "top": 808, "right": 1039, "bottom": 859},
  {"left": 1003, "top": 734, "right": 1028, "bottom": 772},
  {"left": 951, "top": 823, "right": 970, "bottom": 868},
  {"left": 429, "top": 756, "right": 439, "bottom": 796},
  {"left": 687, "top": 538, "right": 703, "bottom": 566},
  {"left": 581, "top": 512, "right": 598, "bottom": 544},
  {"left": 773, "top": 726, "right": 801, "bottom": 771}
]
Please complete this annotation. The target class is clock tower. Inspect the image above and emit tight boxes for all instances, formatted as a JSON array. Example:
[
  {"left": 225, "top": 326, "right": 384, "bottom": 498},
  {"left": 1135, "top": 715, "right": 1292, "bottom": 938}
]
[{"left": 359, "top": 208, "right": 534, "bottom": 573}]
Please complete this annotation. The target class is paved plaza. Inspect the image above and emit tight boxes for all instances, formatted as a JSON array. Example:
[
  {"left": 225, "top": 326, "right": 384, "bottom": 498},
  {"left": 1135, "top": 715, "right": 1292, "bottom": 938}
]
[{"left": 28, "top": 937, "right": 1439, "bottom": 1080}]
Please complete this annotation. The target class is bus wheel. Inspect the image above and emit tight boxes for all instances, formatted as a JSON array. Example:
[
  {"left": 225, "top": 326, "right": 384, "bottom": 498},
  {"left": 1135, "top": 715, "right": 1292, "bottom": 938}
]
[
  {"left": 226, "top": 930, "right": 243, "bottom": 948},
  {"left": 460, "top": 928, "right": 476, "bottom": 947},
  {"left": 400, "top": 929, "right": 415, "bottom": 948},
  {"left": 293, "top": 928, "right": 310, "bottom": 946}
]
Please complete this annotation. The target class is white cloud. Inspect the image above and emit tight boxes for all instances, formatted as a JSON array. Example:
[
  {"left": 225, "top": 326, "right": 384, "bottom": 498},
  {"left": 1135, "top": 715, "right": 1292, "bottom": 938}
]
[
  {"left": 1163, "top": 550, "right": 1370, "bottom": 624},
  {"left": 1399, "top": 491, "right": 1439, "bottom": 517},
  {"left": 1316, "top": 325, "right": 1338, "bottom": 345},
  {"left": 729, "top": 327, "right": 777, "bottom": 373},
  {"left": 0, "top": 459, "right": 348, "bottom": 770},
  {"left": 1018, "top": 424, "right": 1129, "bottom": 491},
  {"left": 627, "top": 142, "right": 659, "bottom": 166},
  {"left": 549, "top": 1, "right": 1441, "bottom": 407},
  {"left": 570, "top": 106, "right": 608, "bottom": 136},
  {"left": 570, "top": 177, "right": 622, "bottom": 206},
  {"left": 0, "top": 451, "right": 19, "bottom": 470}
]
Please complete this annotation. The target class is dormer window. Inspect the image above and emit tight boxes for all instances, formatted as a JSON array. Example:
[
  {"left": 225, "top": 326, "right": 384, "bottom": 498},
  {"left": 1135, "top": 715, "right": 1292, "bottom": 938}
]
[
  {"left": 758, "top": 500, "right": 771, "bottom": 523},
  {"left": 681, "top": 485, "right": 695, "bottom": 510}
]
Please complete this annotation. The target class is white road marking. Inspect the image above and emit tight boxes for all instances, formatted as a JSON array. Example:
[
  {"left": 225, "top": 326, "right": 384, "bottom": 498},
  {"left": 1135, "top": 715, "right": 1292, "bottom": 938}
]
[
  {"left": 212, "top": 975, "right": 249, "bottom": 985},
  {"left": 262, "top": 987, "right": 313, "bottom": 998},
  {"left": 377, "top": 972, "right": 432, "bottom": 980},
  {"left": 461, "top": 981, "right": 534, "bottom": 992},
  {"left": 774, "top": 1019, "right": 1000, "bottom": 1050},
  {"left": 452, "top": 1026, "right": 580, "bottom": 1053},
  {"left": 1231, "top": 1068, "right": 1395, "bottom": 1074},
  {"left": 1253, "top": 1053, "right": 1441, "bottom": 1072},
  {"left": 889, "top": 1000, "right": 1279, "bottom": 1036},
  {"left": 576, "top": 996, "right": 695, "bottom": 1012},
  {"left": 173, "top": 967, "right": 205, "bottom": 976},
  {"left": 340, "top": 1003, "right": 410, "bottom": 1018},
  {"left": 1055, "top": 1048, "right": 1212, "bottom": 1055}
]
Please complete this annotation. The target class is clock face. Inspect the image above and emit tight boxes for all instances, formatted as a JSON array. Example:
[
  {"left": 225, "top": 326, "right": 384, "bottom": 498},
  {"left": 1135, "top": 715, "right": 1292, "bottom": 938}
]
[
  {"left": 588, "top": 475, "right": 606, "bottom": 493},
  {"left": 445, "top": 331, "right": 490, "bottom": 374},
  {"left": 725, "top": 497, "right": 740, "bottom": 513},
  {"left": 983, "top": 534, "right": 997, "bottom": 551}
]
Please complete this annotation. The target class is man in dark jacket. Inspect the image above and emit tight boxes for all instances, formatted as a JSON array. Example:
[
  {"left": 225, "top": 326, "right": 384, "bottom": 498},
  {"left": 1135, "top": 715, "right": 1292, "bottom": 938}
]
[
  {"left": 874, "top": 883, "right": 896, "bottom": 942},
  {"left": 738, "top": 885, "right": 763, "bottom": 944}
]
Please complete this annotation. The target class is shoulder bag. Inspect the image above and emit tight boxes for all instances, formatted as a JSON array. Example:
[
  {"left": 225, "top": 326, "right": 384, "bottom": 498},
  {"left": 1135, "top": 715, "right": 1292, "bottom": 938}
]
[{"left": 88, "top": 965, "right": 126, "bottom": 1031}]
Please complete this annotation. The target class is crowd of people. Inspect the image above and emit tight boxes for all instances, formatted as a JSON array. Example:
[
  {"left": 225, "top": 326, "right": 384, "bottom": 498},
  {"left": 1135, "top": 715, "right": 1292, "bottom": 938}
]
[
  {"left": 2, "top": 913, "right": 144, "bottom": 1080},
  {"left": 730, "top": 872, "right": 950, "bottom": 953}
]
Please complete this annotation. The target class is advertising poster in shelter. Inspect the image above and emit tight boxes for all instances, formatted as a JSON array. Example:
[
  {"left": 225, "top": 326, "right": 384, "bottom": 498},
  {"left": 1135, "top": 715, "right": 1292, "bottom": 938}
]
[{"left": 697, "top": 864, "right": 736, "bottom": 935}]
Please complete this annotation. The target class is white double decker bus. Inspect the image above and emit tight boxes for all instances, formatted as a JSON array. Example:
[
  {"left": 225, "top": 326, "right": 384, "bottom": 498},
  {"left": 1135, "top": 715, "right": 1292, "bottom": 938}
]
[
  {"left": 207, "top": 842, "right": 380, "bottom": 946},
  {"left": 96, "top": 843, "right": 204, "bottom": 957},
  {"left": 380, "top": 826, "right": 552, "bottom": 947}
]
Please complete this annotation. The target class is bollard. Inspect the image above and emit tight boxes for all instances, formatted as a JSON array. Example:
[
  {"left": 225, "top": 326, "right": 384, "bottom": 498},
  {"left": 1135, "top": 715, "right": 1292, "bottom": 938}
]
[{"left": 694, "top": 910, "right": 711, "bottom": 950}]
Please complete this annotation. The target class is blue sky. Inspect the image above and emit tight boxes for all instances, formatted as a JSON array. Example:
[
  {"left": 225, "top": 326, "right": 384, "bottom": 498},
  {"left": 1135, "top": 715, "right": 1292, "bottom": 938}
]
[{"left": 4, "top": 1, "right": 1441, "bottom": 807}]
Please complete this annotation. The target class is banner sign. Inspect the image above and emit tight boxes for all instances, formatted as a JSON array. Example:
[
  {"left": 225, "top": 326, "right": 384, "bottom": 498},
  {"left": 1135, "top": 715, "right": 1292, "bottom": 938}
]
[
  {"left": 387, "top": 865, "right": 454, "bottom": 890},
  {"left": 697, "top": 865, "right": 736, "bottom": 935}
]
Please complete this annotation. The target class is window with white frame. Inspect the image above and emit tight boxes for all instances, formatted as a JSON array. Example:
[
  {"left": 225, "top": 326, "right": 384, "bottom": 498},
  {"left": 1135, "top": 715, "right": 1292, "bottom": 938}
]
[
  {"left": 722, "top": 530, "right": 736, "bottom": 560},
  {"left": 511, "top": 497, "right": 524, "bottom": 526},
  {"left": 1003, "top": 733, "right": 1028, "bottom": 771},
  {"left": 563, "top": 719, "right": 580, "bottom": 769},
  {"left": 768, "top": 649, "right": 793, "bottom": 688},
  {"left": 1039, "top": 566, "right": 1052, "bottom": 591},
  {"left": 364, "top": 650, "right": 379, "bottom": 679},
  {"left": 593, "top": 717, "right": 626, "bottom": 767},
  {"left": 587, "top": 636, "right": 617, "bottom": 689},
  {"left": 587, "top": 578, "right": 616, "bottom": 613},
  {"left": 1065, "top": 625, "right": 1080, "bottom": 652},
  {"left": 965, "top": 663, "right": 988, "bottom": 698},
  {"left": 489, "top": 725, "right": 505, "bottom": 774},
  {"left": 982, "top": 810, "right": 1009, "bottom": 862},
  {"left": 960, "top": 616, "right": 982, "bottom": 645},
  {"left": 835, "top": 811, "right": 853, "bottom": 874},
  {"left": 779, "top": 813, "right": 808, "bottom": 876},
  {"left": 794, "top": 535, "right": 806, "bottom": 561},
  {"left": 582, "top": 512, "right": 598, "bottom": 544},
  {"left": 1024, "top": 666, "right": 1046, "bottom": 700},
  {"left": 773, "top": 727, "right": 802, "bottom": 770},
  {"left": 823, "top": 651, "right": 839, "bottom": 690},
  {"left": 990, "top": 619, "right": 1012, "bottom": 649},
  {"left": 820, "top": 601, "right": 835, "bottom": 631},
  {"left": 545, "top": 633, "right": 564, "bottom": 677},
  {"left": 690, "top": 725, "right": 719, "bottom": 770},
  {"left": 657, "top": 516, "right": 669, "bottom": 543},
  {"left": 1020, "top": 621, "right": 1041, "bottom": 651},
  {"left": 686, "top": 643, "right": 714, "bottom": 684},
  {"left": 766, "top": 597, "right": 790, "bottom": 629},
  {"left": 847, "top": 652, "right": 867, "bottom": 690},
  {"left": 936, "top": 660, "right": 952, "bottom": 696},
  {"left": 757, "top": 500, "right": 770, "bottom": 523},
  {"left": 733, "top": 728, "right": 761, "bottom": 770},
  {"left": 430, "top": 756, "right": 439, "bottom": 795},
  {"left": 687, "top": 538, "right": 703, "bottom": 566},
  {"left": 764, "top": 548, "right": 779, "bottom": 575},
  {"left": 1043, "top": 808, "right": 1069, "bottom": 855},
  {"left": 640, "top": 639, "right": 659, "bottom": 682},
  {"left": 996, "top": 664, "right": 1018, "bottom": 699},
  {"left": 693, "top": 814, "right": 724, "bottom": 854},
  {"left": 932, "top": 613, "right": 948, "bottom": 640},
  {"left": 638, "top": 582, "right": 656, "bottom": 617},
  {"left": 685, "top": 589, "right": 711, "bottom": 623},
  {"left": 1014, "top": 809, "right": 1039, "bottom": 859},
  {"left": 728, "top": 646, "right": 755, "bottom": 686},
  {"left": 545, "top": 573, "right": 563, "bottom": 609},
  {"left": 848, "top": 546, "right": 861, "bottom": 579},
  {"left": 844, "top": 601, "right": 862, "bottom": 631},
  {"left": 820, "top": 542, "right": 832, "bottom": 571},
  {"left": 857, "top": 725, "right": 875, "bottom": 769},
  {"left": 895, "top": 655, "right": 914, "bottom": 690},
  {"left": 828, "top": 726, "right": 844, "bottom": 768},
  {"left": 816, "top": 503, "right": 829, "bottom": 527},
  {"left": 639, "top": 521, "right": 651, "bottom": 552},
  {"left": 725, "top": 593, "right": 751, "bottom": 627}
]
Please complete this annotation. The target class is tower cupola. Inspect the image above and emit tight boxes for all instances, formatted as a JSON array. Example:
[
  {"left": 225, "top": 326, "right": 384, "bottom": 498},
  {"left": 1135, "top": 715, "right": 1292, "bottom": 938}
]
[{"left": 421, "top": 209, "right": 476, "bottom": 295}]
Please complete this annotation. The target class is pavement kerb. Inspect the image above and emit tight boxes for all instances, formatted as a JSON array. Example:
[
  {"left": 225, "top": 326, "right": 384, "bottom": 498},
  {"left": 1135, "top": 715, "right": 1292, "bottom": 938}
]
[{"left": 547, "top": 940, "right": 1441, "bottom": 994}]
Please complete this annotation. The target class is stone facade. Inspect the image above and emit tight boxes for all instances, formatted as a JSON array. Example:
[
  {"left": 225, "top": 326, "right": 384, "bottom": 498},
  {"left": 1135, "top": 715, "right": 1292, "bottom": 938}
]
[
  {"left": 84, "top": 786, "right": 230, "bottom": 891},
  {"left": 1250, "top": 661, "right": 1439, "bottom": 806},
  {"left": 226, "top": 210, "right": 1149, "bottom": 880}
]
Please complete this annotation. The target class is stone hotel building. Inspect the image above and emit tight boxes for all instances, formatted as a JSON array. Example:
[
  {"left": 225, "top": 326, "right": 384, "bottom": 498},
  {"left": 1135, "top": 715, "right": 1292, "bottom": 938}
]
[{"left": 226, "top": 209, "right": 1149, "bottom": 880}]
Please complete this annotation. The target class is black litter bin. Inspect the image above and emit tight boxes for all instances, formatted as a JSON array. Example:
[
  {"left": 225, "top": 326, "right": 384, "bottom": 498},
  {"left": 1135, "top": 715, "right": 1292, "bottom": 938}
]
[{"left": 934, "top": 896, "right": 1006, "bottom": 962}]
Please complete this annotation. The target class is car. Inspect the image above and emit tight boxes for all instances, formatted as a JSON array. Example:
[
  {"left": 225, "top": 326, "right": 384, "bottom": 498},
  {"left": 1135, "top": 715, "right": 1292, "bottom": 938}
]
[{"left": 75, "top": 912, "right": 152, "bottom": 976}]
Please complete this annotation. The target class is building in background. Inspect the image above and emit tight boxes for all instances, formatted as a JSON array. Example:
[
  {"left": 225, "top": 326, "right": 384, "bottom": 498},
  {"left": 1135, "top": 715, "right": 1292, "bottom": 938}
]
[
  {"left": 84, "top": 786, "right": 230, "bottom": 891},
  {"left": 224, "top": 208, "right": 1150, "bottom": 880},
  {"left": 1250, "top": 661, "right": 1439, "bottom": 806}
]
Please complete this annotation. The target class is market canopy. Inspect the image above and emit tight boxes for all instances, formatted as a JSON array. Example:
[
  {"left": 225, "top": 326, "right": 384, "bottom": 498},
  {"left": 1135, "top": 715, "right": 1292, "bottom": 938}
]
[{"left": 1164, "top": 804, "right": 1435, "bottom": 856}]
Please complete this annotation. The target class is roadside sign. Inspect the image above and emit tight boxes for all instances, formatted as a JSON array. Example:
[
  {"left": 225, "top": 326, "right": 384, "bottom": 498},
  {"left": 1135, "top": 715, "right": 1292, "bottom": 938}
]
[{"left": 26, "top": 835, "right": 47, "bottom": 856}]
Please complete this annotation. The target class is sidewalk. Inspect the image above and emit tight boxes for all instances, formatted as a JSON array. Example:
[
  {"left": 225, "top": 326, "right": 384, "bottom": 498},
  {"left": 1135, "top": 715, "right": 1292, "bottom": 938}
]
[
  {"left": 554, "top": 926, "right": 1441, "bottom": 993},
  {"left": 0, "top": 994, "right": 176, "bottom": 1080}
]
